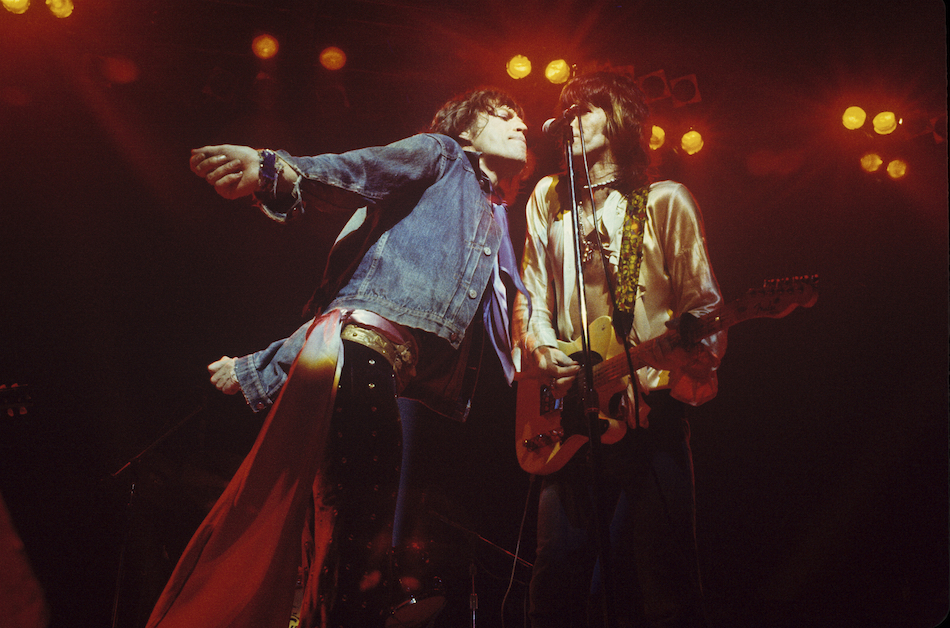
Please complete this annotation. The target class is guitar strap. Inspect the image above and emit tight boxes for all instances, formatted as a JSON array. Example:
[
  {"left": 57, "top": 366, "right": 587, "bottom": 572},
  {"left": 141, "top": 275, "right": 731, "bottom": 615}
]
[
  {"left": 610, "top": 186, "right": 650, "bottom": 339},
  {"left": 581, "top": 184, "right": 650, "bottom": 431}
]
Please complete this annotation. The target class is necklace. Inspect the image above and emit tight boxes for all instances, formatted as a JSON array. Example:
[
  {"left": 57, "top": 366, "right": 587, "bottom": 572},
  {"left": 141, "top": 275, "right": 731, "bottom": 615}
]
[
  {"left": 579, "top": 209, "right": 599, "bottom": 264},
  {"left": 582, "top": 177, "right": 619, "bottom": 191}
]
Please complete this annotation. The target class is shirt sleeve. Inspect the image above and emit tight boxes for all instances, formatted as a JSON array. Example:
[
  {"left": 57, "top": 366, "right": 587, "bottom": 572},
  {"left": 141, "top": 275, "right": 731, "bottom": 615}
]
[
  {"left": 253, "top": 134, "right": 449, "bottom": 224},
  {"left": 514, "top": 176, "right": 561, "bottom": 359},
  {"left": 652, "top": 183, "right": 726, "bottom": 405},
  {"left": 234, "top": 319, "right": 315, "bottom": 412}
]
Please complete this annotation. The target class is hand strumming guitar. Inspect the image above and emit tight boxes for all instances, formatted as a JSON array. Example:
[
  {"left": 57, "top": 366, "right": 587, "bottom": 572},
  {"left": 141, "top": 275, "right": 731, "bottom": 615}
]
[{"left": 529, "top": 345, "right": 582, "bottom": 399}]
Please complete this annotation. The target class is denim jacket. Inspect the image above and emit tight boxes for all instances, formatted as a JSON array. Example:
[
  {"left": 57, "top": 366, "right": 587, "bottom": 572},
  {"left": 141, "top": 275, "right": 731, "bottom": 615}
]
[{"left": 235, "top": 133, "right": 504, "bottom": 420}]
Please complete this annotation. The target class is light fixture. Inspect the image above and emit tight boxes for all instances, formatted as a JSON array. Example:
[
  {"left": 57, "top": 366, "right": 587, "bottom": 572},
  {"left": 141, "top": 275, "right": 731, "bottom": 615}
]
[
  {"left": 46, "top": 0, "right": 71, "bottom": 17},
  {"left": 670, "top": 74, "right": 701, "bottom": 106},
  {"left": 649, "top": 125, "right": 666, "bottom": 150},
  {"left": 860, "top": 152, "right": 883, "bottom": 172},
  {"left": 544, "top": 59, "right": 570, "bottom": 84},
  {"left": 872, "top": 111, "right": 897, "bottom": 135},
  {"left": 2, "top": 0, "right": 30, "bottom": 14},
  {"left": 886, "top": 159, "right": 907, "bottom": 179},
  {"left": 637, "top": 70, "right": 670, "bottom": 103},
  {"left": 320, "top": 46, "right": 347, "bottom": 71},
  {"left": 680, "top": 130, "right": 703, "bottom": 155},
  {"left": 252, "top": 34, "right": 279, "bottom": 60},
  {"left": 842, "top": 106, "right": 867, "bottom": 130},
  {"left": 507, "top": 55, "right": 532, "bottom": 79}
]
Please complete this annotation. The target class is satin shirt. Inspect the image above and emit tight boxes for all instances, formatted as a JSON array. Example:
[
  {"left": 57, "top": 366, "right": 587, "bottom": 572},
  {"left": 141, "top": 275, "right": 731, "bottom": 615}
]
[{"left": 514, "top": 176, "right": 726, "bottom": 405}]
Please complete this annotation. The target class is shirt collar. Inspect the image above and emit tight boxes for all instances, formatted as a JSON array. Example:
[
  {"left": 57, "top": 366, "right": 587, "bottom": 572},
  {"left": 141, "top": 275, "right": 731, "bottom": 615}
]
[{"left": 465, "top": 149, "right": 505, "bottom": 204}]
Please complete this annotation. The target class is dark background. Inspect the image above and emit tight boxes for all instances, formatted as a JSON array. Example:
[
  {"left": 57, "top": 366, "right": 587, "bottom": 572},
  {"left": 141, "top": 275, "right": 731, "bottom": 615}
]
[{"left": 1, "top": 1, "right": 946, "bottom": 626}]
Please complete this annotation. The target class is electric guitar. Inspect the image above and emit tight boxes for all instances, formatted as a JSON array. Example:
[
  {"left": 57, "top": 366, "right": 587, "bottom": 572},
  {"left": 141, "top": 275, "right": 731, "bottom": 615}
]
[{"left": 515, "top": 276, "right": 818, "bottom": 475}]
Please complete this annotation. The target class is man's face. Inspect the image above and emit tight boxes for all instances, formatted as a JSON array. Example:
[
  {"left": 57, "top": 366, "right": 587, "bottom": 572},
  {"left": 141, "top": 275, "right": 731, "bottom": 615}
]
[
  {"left": 461, "top": 105, "right": 528, "bottom": 177},
  {"left": 570, "top": 104, "right": 610, "bottom": 158}
]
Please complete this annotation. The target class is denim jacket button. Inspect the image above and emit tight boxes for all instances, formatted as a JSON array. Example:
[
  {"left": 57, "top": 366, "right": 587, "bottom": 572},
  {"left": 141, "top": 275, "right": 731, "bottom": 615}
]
[
  {"left": 483, "top": 245, "right": 491, "bottom": 255},
  {"left": 468, "top": 289, "right": 478, "bottom": 299}
]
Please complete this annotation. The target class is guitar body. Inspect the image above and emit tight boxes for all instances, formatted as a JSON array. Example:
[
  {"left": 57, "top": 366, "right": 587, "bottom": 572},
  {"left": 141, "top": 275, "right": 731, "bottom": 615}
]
[
  {"left": 514, "top": 276, "right": 819, "bottom": 475},
  {"left": 515, "top": 316, "right": 630, "bottom": 476}
]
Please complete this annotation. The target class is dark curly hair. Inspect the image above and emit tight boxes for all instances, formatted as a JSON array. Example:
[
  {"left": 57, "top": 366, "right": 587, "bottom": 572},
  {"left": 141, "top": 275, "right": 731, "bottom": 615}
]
[
  {"left": 559, "top": 71, "right": 651, "bottom": 189},
  {"left": 429, "top": 87, "right": 525, "bottom": 145}
]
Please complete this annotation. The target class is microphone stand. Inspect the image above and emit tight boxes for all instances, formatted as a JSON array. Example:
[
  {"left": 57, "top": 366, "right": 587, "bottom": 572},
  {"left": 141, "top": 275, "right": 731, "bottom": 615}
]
[
  {"left": 106, "top": 402, "right": 205, "bottom": 628},
  {"left": 557, "top": 121, "right": 617, "bottom": 628}
]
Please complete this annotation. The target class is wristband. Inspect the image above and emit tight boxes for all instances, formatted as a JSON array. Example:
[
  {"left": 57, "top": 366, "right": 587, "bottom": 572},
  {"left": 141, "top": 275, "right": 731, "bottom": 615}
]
[{"left": 258, "top": 149, "right": 283, "bottom": 197}]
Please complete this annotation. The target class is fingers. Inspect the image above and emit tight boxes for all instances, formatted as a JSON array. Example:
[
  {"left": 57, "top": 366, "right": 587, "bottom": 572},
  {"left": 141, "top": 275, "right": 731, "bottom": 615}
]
[
  {"left": 207, "top": 356, "right": 231, "bottom": 373},
  {"left": 547, "top": 362, "right": 581, "bottom": 398},
  {"left": 208, "top": 356, "right": 241, "bottom": 395},
  {"left": 193, "top": 154, "right": 244, "bottom": 184},
  {"left": 190, "top": 148, "right": 222, "bottom": 175}
]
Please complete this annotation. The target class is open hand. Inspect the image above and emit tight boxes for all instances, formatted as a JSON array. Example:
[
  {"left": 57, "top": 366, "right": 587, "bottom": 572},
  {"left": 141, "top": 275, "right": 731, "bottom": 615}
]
[{"left": 190, "top": 145, "right": 260, "bottom": 200}]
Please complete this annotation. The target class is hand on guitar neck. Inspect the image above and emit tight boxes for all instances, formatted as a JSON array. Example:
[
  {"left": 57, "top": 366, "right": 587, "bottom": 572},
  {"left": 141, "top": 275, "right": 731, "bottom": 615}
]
[{"left": 639, "top": 313, "right": 721, "bottom": 380}]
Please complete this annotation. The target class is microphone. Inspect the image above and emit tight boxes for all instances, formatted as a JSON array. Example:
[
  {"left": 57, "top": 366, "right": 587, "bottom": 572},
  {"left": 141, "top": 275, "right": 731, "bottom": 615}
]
[{"left": 541, "top": 104, "right": 580, "bottom": 136}]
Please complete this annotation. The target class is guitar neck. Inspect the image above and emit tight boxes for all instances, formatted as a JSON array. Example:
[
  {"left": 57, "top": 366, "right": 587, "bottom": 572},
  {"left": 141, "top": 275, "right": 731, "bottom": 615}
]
[
  {"left": 590, "top": 275, "right": 818, "bottom": 389},
  {"left": 591, "top": 306, "right": 735, "bottom": 388}
]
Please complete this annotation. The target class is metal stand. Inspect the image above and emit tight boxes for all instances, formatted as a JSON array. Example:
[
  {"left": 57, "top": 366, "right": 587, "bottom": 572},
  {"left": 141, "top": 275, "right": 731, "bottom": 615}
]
[
  {"left": 554, "top": 118, "right": 618, "bottom": 628},
  {"left": 106, "top": 403, "right": 205, "bottom": 628}
]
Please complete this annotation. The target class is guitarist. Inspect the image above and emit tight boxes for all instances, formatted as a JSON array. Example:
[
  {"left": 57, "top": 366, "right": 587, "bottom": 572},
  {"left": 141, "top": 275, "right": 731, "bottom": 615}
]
[{"left": 513, "top": 71, "right": 726, "bottom": 628}]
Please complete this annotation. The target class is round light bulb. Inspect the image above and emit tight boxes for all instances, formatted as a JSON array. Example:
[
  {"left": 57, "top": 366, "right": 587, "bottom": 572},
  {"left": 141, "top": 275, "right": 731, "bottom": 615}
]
[
  {"left": 506, "top": 55, "right": 532, "bottom": 79},
  {"left": 842, "top": 106, "right": 867, "bottom": 130},
  {"left": 872, "top": 111, "right": 897, "bottom": 135}
]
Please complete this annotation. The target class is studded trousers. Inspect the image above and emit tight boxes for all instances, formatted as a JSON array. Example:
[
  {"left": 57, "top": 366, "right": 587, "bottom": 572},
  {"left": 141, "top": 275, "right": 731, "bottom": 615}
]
[{"left": 308, "top": 340, "right": 402, "bottom": 628}]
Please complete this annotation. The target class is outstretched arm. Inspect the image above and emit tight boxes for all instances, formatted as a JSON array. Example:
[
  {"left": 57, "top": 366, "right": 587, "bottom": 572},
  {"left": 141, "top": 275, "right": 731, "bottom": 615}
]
[{"left": 190, "top": 145, "right": 299, "bottom": 200}]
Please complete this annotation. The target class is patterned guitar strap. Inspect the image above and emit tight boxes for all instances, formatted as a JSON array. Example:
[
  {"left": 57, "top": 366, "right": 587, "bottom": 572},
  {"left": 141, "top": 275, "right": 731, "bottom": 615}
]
[{"left": 612, "top": 186, "right": 650, "bottom": 339}]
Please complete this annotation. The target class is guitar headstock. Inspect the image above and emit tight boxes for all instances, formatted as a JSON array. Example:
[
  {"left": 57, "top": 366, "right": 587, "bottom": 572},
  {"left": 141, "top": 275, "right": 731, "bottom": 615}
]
[{"left": 735, "top": 275, "right": 819, "bottom": 321}]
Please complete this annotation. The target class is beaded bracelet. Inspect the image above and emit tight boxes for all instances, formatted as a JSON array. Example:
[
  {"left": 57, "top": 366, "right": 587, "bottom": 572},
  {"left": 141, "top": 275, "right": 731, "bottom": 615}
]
[{"left": 258, "top": 149, "right": 284, "bottom": 197}]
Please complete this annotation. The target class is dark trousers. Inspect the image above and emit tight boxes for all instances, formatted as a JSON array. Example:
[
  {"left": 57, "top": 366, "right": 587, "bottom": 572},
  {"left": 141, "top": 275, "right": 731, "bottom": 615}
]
[
  {"left": 314, "top": 340, "right": 403, "bottom": 628},
  {"left": 529, "top": 390, "right": 707, "bottom": 628}
]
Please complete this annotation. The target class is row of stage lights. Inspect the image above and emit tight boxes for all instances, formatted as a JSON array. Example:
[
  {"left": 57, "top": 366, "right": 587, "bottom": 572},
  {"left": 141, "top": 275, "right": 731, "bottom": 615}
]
[
  {"left": 843, "top": 106, "right": 905, "bottom": 179},
  {"left": 505, "top": 55, "right": 707, "bottom": 155},
  {"left": 2, "top": 0, "right": 72, "bottom": 17},
  {"left": 13, "top": 10, "right": 936, "bottom": 175},
  {"left": 218, "top": 39, "right": 711, "bottom": 157},
  {"left": 841, "top": 105, "right": 945, "bottom": 180}
]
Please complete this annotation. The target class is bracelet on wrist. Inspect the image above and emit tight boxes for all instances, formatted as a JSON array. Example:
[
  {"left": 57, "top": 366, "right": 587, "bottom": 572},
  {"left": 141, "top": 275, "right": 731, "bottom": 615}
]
[{"left": 258, "top": 149, "right": 284, "bottom": 198}]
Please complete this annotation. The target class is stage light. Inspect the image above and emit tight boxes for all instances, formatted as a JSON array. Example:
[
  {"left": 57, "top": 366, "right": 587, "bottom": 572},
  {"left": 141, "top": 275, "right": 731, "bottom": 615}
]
[
  {"left": 886, "top": 159, "right": 907, "bottom": 179},
  {"left": 638, "top": 70, "right": 670, "bottom": 103},
  {"left": 320, "top": 46, "right": 347, "bottom": 70},
  {"left": 545, "top": 59, "right": 570, "bottom": 84},
  {"left": 681, "top": 130, "right": 703, "bottom": 155},
  {"left": 860, "top": 152, "right": 883, "bottom": 172},
  {"left": 842, "top": 106, "right": 867, "bottom": 130},
  {"left": 670, "top": 74, "right": 701, "bottom": 106},
  {"left": 872, "top": 111, "right": 897, "bottom": 135},
  {"left": 46, "top": 0, "right": 71, "bottom": 17},
  {"left": 2, "top": 0, "right": 29, "bottom": 14},
  {"left": 506, "top": 55, "right": 532, "bottom": 79},
  {"left": 649, "top": 125, "right": 666, "bottom": 150},
  {"left": 252, "top": 34, "right": 279, "bottom": 60}
]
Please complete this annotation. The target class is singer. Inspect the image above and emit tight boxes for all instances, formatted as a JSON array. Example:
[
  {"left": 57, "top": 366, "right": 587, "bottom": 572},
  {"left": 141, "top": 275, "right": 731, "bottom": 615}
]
[
  {"left": 146, "top": 88, "right": 531, "bottom": 628},
  {"left": 513, "top": 70, "right": 725, "bottom": 628}
]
